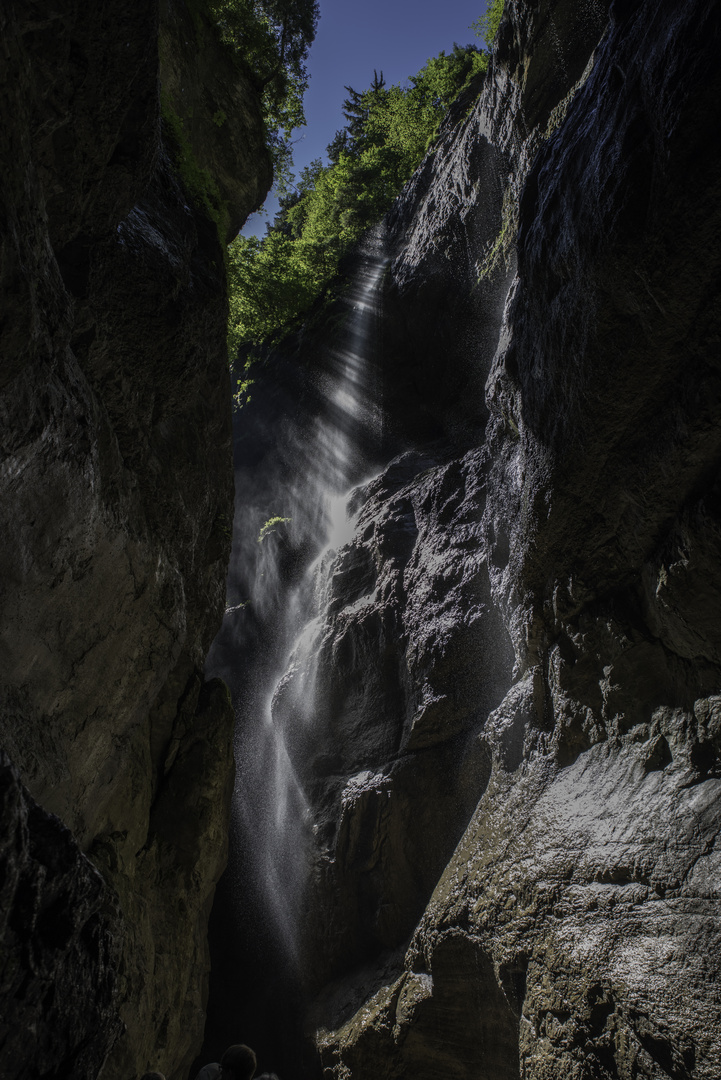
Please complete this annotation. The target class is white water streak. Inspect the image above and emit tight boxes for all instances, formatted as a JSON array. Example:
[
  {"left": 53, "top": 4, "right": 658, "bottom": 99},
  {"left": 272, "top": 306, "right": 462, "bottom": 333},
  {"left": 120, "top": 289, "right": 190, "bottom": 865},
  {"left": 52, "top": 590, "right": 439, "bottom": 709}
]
[{"left": 234, "top": 230, "right": 388, "bottom": 969}]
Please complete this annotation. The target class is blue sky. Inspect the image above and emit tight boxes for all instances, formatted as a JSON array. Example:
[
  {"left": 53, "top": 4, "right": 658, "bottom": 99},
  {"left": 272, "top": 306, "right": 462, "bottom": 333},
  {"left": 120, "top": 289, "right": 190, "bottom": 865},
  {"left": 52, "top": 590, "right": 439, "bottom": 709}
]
[{"left": 242, "top": 0, "right": 492, "bottom": 236}]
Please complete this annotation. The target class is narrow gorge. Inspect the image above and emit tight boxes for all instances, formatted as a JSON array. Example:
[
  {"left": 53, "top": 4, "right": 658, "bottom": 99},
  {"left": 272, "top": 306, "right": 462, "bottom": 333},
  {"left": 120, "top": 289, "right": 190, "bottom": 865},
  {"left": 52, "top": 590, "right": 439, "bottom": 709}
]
[{"left": 2, "top": 0, "right": 721, "bottom": 1079}]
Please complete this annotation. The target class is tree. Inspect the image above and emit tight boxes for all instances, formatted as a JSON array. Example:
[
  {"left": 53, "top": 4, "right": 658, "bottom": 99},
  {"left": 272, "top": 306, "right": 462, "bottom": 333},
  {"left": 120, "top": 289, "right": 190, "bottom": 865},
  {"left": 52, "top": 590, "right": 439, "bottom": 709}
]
[
  {"left": 205, "top": 0, "right": 320, "bottom": 186},
  {"left": 341, "top": 70, "right": 387, "bottom": 149},
  {"left": 226, "top": 41, "right": 490, "bottom": 374},
  {"left": 470, "top": 0, "right": 505, "bottom": 50}
]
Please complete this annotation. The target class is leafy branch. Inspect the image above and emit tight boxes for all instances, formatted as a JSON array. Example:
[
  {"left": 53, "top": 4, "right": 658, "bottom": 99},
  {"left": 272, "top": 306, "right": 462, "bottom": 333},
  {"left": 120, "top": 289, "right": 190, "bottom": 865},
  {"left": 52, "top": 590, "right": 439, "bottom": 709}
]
[{"left": 258, "top": 516, "right": 292, "bottom": 542}]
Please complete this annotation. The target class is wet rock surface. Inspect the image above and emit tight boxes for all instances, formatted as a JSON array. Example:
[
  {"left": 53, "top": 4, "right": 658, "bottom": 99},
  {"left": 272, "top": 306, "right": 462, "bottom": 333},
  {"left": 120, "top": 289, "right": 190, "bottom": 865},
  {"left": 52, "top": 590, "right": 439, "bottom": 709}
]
[
  {"left": 289, "top": 0, "right": 721, "bottom": 1076},
  {"left": 0, "top": 1, "right": 269, "bottom": 1076},
  {"left": 294, "top": 448, "right": 514, "bottom": 989},
  {"left": 382, "top": 0, "right": 612, "bottom": 448}
]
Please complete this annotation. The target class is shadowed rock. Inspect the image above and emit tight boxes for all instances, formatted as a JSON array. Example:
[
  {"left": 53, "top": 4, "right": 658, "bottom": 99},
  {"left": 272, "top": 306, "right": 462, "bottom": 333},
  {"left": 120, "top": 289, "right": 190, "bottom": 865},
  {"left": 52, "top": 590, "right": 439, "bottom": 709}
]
[
  {"left": 0, "top": 753, "right": 122, "bottom": 1079},
  {"left": 308, "top": 0, "right": 721, "bottom": 1077},
  {"left": 0, "top": 0, "right": 270, "bottom": 1075}
]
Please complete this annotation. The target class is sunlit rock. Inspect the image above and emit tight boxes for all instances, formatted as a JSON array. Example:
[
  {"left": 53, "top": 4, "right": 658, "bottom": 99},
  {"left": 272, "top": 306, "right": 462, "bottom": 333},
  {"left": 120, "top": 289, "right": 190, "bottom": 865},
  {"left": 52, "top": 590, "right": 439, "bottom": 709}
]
[{"left": 207, "top": 0, "right": 721, "bottom": 1077}]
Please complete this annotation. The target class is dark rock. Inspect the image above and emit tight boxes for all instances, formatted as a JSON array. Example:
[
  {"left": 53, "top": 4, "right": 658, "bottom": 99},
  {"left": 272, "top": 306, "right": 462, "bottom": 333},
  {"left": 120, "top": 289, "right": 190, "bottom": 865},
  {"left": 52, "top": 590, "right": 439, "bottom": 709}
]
[
  {"left": 0, "top": 0, "right": 269, "bottom": 1075},
  {"left": 305, "top": 0, "right": 721, "bottom": 1077},
  {"left": 95, "top": 676, "right": 235, "bottom": 1080},
  {"left": 381, "top": 0, "right": 613, "bottom": 449},
  {"left": 269, "top": 446, "right": 515, "bottom": 991},
  {"left": 0, "top": 752, "right": 122, "bottom": 1080},
  {"left": 159, "top": 0, "right": 272, "bottom": 241},
  {"left": 318, "top": 934, "right": 522, "bottom": 1080}
]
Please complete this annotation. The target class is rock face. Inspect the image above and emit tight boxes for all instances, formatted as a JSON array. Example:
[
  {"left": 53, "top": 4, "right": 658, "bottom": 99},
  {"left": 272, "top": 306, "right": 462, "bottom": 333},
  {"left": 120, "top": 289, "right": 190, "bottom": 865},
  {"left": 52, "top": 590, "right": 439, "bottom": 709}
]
[
  {"left": 0, "top": 1, "right": 270, "bottom": 1077},
  {"left": 293, "top": 447, "right": 515, "bottom": 992},
  {"left": 0, "top": 752, "right": 121, "bottom": 1080},
  {"left": 213, "top": 0, "right": 721, "bottom": 1077},
  {"left": 316, "top": 0, "right": 721, "bottom": 1076}
]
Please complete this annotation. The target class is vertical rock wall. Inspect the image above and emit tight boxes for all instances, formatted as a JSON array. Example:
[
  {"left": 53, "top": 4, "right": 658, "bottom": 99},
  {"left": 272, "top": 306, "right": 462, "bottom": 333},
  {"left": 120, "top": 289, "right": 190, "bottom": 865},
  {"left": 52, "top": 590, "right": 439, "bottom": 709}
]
[
  {"left": 290, "top": 0, "right": 721, "bottom": 1076},
  {"left": 0, "top": 753, "right": 121, "bottom": 1080},
  {"left": 0, "top": 1, "right": 271, "bottom": 1077}
]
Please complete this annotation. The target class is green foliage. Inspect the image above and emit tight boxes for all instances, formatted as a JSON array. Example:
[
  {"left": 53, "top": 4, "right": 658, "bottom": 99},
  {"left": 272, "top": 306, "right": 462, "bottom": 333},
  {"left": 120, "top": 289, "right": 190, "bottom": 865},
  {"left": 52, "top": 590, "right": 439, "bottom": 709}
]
[
  {"left": 470, "top": 0, "right": 505, "bottom": 49},
  {"left": 477, "top": 186, "right": 517, "bottom": 281},
  {"left": 161, "top": 88, "right": 228, "bottom": 235},
  {"left": 258, "top": 515, "right": 292, "bottom": 542},
  {"left": 227, "top": 43, "right": 487, "bottom": 366},
  {"left": 204, "top": 0, "right": 319, "bottom": 189},
  {"left": 234, "top": 361, "right": 255, "bottom": 409}
]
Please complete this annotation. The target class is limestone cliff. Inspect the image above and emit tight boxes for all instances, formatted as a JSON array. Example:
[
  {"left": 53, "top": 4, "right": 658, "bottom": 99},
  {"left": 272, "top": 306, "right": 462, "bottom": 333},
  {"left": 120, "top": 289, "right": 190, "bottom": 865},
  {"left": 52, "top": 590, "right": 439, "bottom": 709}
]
[
  {"left": 209, "top": 0, "right": 721, "bottom": 1076},
  {"left": 317, "top": 0, "right": 721, "bottom": 1076},
  {"left": 0, "top": 1, "right": 271, "bottom": 1077}
]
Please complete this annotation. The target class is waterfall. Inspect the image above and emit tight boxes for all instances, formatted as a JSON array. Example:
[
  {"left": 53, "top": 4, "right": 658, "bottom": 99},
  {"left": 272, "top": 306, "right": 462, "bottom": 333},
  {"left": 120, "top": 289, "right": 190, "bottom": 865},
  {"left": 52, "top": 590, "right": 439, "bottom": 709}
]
[
  {"left": 247, "top": 230, "right": 387, "bottom": 964},
  {"left": 204, "top": 226, "right": 389, "bottom": 1054}
]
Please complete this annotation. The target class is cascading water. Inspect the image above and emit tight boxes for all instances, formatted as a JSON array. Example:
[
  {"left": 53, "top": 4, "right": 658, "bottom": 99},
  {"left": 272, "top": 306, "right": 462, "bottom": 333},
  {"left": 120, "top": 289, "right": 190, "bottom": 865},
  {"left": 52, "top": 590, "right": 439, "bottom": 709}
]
[
  {"left": 245, "top": 232, "right": 387, "bottom": 963},
  {"left": 201, "top": 226, "right": 389, "bottom": 1074}
]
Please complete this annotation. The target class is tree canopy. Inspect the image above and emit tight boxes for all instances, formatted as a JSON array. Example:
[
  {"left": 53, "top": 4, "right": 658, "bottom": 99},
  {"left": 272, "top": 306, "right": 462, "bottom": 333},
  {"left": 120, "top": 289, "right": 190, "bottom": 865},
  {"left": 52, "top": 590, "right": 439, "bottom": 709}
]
[
  {"left": 470, "top": 0, "right": 505, "bottom": 49},
  {"left": 205, "top": 0, "right": 320, "bottom": 186},
  {"left": 227, "top": 42, "right": 488, "bottom": 371}
]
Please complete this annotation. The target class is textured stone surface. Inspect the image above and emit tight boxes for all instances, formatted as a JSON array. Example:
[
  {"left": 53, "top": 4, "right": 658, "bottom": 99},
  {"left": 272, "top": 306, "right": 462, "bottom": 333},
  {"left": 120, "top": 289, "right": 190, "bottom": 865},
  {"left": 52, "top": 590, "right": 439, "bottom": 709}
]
[
  {"left": 290, "top": 448, "right": 514, "bottom": 990},
  {"left": 0, "top": 1, "right": 269, "bottom": 1076},
  {"left": 160, "top": 0, "right": 272, "bottom": 242},
  {"left": 97, "top": 677, "right": 236, "bottom": 1080},
  {"left": 0, "top": 752, "right": 122, "bottom": 1080},
  {"left": 306, "top": 0, "right": 721, "bottom": 1077},
  {"left": 382, "top": 0, "right": 611, "bottom": 448}
]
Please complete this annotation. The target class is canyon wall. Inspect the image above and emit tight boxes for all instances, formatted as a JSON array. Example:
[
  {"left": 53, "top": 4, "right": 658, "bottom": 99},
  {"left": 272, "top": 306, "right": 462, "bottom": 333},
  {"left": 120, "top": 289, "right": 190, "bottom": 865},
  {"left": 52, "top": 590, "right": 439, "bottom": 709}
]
[
  {"left": 0, "top": 2, "right": 271, "bottom": 1077},
  {"left": 313, "top": 0, "right": 721, "bottom": 1076},
  {"left": 3, "top": 0, "right": 719, "bottom": 1075},
  {"left": 213, "top": 0, "right": 721, "bottom": 1076}
]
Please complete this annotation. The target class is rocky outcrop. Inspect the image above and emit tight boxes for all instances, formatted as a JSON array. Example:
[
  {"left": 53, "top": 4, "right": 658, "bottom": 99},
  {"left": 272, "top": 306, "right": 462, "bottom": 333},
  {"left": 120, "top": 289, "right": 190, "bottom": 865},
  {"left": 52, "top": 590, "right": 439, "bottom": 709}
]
[
  {"left": 0, "top": 752, "right": 121, "bottom": 1080},
  {"left": 160, "top": 0, "right": 271, "bottom": 242},
  {"left": 0, "top": 1, "right": 271, "bottom": 1077},
  {"left": 212, "top": 0, "right": 721, "bottom": 1076},
  {"left": 381, "top": 0, "right": 611, "bottom": 448},
  {"left": 308, "top": 0, "right": 721, "bottom": 1077},
  {"left": 290, "top": 447, "right": 514, "bottom": 992}
]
